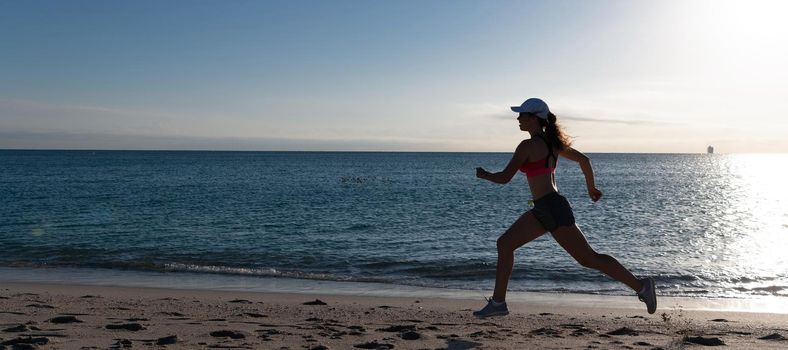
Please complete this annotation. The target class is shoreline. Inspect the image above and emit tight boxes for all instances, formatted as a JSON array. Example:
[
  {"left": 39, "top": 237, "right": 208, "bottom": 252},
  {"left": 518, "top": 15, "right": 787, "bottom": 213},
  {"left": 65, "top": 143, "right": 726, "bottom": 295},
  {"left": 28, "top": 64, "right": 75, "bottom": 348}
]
[
  {"left": 2, "top": 266, "right": 788, "bottom": 315},
  {"left": 2, "top": 281, "right": 788, "bottom": 349}
]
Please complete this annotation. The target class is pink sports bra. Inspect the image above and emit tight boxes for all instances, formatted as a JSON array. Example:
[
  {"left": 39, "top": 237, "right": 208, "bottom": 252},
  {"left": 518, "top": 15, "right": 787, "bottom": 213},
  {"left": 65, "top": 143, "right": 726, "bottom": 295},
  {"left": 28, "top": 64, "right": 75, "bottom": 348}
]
[
  {"left": 519, "top": 135, "right": 557, "bottom": 177},
  {"left": 520, "top": 158, "right": 556, "bottom": 177}
]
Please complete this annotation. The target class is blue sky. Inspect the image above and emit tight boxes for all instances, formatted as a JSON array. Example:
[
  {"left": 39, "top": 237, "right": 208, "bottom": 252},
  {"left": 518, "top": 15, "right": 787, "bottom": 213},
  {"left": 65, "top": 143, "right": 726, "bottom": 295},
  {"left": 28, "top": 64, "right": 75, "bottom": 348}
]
[{"left": 2, "top": 0, "right": 787, "bottom": 152}]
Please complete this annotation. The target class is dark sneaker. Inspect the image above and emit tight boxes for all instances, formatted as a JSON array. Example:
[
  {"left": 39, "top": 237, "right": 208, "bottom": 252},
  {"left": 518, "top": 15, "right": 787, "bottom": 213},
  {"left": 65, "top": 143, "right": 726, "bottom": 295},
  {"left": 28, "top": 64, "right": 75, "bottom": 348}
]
[
  {"left": 637, "top": 277, "right": 657, "bottom": 314},
  {"left": 473, "top": 297, "right": 509, "bottom": 318}
]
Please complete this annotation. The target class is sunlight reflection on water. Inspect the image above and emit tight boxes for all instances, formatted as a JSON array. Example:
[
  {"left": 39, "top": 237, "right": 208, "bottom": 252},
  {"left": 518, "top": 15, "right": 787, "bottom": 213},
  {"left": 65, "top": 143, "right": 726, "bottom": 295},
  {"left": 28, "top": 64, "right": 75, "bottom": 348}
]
[{"left": 723, "top": 154, "right": 788, "bottom": 296}]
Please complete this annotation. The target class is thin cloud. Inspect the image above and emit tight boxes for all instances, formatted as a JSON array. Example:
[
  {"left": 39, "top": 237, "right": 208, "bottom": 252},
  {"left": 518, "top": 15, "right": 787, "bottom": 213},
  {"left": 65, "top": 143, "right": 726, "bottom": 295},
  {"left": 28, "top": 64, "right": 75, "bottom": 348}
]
[
  {"left": 560, "top": 114, "right": 682, "bottom": 126},
  {"left": 488, "top": 111, "right": 681, "bottom": 126},
  {"left": 0, "top": 130, "right": 456, "bottom": 152},
  {"left": 0, "top": 97, "right": 183, "bottom": 120}
]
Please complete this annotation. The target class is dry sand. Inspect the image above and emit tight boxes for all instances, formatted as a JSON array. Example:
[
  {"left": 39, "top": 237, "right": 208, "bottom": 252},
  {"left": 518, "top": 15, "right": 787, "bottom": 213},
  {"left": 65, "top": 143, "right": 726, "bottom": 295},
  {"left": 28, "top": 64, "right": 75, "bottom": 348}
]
[{"left": 2, "top": 281, "right": 788, "bottom": 349}]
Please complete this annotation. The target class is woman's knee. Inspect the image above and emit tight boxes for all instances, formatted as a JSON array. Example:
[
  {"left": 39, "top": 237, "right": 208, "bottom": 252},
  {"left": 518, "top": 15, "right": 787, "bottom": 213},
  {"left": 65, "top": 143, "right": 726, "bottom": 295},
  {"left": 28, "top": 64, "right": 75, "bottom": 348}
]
[
  {"left": 577, "top": 252, "right": 603, "bottom": 269},
  {"left": 496, "top": 234, "right": 515, "bottom": 253}
]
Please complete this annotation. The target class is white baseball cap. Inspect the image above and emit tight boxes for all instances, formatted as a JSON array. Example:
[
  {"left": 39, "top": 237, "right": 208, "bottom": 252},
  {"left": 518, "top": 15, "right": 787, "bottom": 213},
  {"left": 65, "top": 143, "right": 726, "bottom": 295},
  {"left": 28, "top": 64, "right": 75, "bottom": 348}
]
[{"left": 511, "top": 98, "right": 550, "bottom": 120}]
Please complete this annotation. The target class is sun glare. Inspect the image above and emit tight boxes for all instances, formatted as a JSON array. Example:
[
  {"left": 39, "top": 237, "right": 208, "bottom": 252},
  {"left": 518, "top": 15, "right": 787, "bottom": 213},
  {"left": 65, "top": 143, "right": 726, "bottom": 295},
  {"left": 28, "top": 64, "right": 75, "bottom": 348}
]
[
  {"left": 672, "top": 0, "right": 788, "bottom": 79},
  {"left": 725, "top": 154, "right": 788, "bottom": 295},
  {"left": 680, "top": 0, "right": 788, "bottom": 49}
]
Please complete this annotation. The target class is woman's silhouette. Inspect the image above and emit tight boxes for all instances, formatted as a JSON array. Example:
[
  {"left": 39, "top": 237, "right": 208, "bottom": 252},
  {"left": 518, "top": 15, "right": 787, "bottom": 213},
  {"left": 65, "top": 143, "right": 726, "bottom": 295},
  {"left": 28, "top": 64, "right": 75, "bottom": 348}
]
[{"left": 473, "top": 98, "right": 656, "bottom": 318}]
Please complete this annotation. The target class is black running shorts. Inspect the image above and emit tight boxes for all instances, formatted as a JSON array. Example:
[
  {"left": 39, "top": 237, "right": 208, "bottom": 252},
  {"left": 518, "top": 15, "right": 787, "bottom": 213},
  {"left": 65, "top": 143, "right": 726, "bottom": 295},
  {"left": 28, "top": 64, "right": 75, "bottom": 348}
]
[{"left": 529, "top": 192, "right": 576, "bottom": 231}]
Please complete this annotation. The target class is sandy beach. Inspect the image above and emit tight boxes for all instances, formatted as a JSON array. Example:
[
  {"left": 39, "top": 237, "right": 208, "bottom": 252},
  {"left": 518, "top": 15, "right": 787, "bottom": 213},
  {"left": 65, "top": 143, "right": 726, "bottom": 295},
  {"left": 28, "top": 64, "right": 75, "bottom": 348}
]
[{"left": 2, "top": 282, "right": 788, "bottom": 349}]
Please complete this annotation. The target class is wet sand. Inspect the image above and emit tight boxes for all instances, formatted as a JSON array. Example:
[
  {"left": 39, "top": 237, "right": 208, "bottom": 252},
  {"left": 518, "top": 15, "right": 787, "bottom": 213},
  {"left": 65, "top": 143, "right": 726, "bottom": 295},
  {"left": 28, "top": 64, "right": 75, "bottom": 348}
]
[{"left": 2, "top": 282, "right": 788, "bottom": 349}]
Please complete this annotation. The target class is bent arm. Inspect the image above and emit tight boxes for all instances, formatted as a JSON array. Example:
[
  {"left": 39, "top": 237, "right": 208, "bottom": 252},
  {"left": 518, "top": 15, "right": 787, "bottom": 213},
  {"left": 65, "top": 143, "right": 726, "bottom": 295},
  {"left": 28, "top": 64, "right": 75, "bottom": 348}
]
[
  {"left": 560, "top": 147, "right": 602, "bottom": 201},
  {"left": 477, "top": 141, "right": 528, "bottom": 184}
]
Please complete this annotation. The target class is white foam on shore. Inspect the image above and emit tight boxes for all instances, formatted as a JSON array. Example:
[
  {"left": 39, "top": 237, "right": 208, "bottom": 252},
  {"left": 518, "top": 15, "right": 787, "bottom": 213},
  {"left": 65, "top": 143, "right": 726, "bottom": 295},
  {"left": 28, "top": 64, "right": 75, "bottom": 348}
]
[{"left": 1, "top": 266, "right": 787, "bottom": 314}]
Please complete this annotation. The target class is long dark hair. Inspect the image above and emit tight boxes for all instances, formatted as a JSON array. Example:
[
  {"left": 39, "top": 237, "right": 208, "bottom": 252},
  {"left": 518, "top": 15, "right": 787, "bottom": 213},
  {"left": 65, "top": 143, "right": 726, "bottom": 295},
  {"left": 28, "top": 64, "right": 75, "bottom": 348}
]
[{"left": 538, "top": 112, "right": 572, "bottom": 151}]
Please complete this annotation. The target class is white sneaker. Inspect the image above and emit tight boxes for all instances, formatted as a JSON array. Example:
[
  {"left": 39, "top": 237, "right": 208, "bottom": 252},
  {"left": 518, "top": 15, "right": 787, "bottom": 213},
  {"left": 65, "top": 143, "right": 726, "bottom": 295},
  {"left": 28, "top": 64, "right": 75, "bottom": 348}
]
[{"left": 472, "top": 297, "right": 509, "bottom": 318}]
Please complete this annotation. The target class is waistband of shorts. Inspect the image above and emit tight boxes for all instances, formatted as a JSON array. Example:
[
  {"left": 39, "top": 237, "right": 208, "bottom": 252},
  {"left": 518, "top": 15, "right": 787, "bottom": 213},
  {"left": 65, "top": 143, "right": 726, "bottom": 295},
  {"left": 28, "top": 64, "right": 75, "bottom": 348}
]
[{"left": 533, "top": 191, "right": 562, "bottom": 204}]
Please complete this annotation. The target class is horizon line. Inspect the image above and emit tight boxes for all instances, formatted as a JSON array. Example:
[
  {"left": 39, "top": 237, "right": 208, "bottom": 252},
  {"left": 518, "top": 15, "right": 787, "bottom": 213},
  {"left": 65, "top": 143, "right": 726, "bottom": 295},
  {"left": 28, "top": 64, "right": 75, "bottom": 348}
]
[{"left": 0, "top": 148, "right": 743, "bottom": 155}]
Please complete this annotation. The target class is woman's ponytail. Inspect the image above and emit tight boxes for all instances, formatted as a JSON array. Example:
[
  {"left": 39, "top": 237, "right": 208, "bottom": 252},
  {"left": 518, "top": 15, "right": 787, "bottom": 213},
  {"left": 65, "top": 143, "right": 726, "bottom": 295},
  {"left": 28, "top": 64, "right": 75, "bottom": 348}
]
[{"left": 541, "top": 112, "right": 572, "bottom": 151}]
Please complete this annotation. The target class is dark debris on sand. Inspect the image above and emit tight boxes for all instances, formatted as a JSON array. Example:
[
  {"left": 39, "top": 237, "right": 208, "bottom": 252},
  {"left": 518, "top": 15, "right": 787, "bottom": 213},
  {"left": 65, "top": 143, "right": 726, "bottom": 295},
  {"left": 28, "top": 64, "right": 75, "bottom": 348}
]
[
  {"left": 111, "top": 339, "right": 132, "bottom": 348},
  {"left": 105, "top": 323, "right": 145, "bottom": 331},
  {"left": 530, "top": 327, "right": 563, "bottom": 337},
  {"left": 377, "top": 325, "right": 415, "bottom": 332},
  {"left": 1, "top": 337, "right": 50, "bottom": 346},
  {"left": 607, "top": 327, "right": 639, "bottom": 336},
  {"left": 209, "top": 330, "right": 246, "bottom": 339},
  {"left": 400, "top": 330, "right": 421, "bottom": 340},
  {"left": 156, "top": 335, "right": 179, "bottom": 345},
  {"left": 353, "top": 341, "right": 394, "bottom": 349},
  {"left": 3, "top": 324, "right": 29, "bottom": 332},
  {"left": 685, "top": 336, "right": 725, "bottom": 346},
  {"left": 303, "top": 299, "right": 328, "bottom": 306},
  {"left": 759, "top": 333, "right": 788, "bottom": 341},
  {"left": 227, "top": 299, "right": 253, "bottom": 304},
  {"left": 48, "top": 316, "right": 82, "bottom": 324}
]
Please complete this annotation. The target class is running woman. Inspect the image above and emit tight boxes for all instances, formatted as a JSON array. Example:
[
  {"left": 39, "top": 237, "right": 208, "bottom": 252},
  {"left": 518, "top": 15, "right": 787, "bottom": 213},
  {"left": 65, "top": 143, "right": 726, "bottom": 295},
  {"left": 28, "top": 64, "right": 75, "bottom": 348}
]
[{"left": 473, "top": 98, "right": 657, "bottom": 318}]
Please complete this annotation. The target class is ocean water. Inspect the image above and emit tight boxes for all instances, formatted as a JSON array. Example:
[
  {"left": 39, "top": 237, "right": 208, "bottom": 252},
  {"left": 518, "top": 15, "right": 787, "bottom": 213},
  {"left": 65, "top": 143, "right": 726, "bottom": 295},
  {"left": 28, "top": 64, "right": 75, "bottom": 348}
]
[{"left": 1, "top": 150, "right": 787, "bottom": 299}]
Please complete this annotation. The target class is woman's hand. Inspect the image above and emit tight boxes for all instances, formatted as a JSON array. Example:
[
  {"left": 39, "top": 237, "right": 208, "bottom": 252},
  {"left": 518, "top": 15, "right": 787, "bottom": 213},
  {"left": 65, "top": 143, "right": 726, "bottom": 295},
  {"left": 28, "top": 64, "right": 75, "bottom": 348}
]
[
  {"left": 588, "top": 187, "right": 603, "bottom": 202},
  {"left": 475, "top": 167, "right": 489, "bottom": 179}
]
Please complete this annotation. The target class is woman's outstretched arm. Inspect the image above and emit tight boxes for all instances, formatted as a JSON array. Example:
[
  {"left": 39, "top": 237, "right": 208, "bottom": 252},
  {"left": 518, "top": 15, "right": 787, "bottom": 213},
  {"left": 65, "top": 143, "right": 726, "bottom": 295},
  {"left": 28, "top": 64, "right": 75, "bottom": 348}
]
[
  {"left": 559, "top": 147, "right": 602, "bottom": 202},
  {"left": 476, "top": 141, "right": 528, "bottom": 184}
]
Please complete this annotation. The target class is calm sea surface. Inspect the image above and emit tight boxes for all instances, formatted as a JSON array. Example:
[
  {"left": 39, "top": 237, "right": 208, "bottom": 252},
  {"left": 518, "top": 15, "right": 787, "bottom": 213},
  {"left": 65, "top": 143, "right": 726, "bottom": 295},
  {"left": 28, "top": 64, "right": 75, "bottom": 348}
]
[{"left": 1, "top": 151, "right": 787, "bottom": 299}]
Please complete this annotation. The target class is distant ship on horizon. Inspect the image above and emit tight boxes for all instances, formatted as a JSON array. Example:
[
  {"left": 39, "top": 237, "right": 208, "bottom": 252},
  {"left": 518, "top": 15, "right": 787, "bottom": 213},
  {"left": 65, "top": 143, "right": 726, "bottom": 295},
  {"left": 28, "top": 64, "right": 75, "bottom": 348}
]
[{"left": 707, "top": 145, "right": 714, "bottom": 154}]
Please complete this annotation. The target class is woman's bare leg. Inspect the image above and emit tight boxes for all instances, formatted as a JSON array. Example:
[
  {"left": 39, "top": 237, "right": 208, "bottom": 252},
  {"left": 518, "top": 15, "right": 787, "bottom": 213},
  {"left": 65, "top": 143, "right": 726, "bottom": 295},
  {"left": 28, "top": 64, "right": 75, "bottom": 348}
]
[
  {"left": 492, "top": 211, "right": 547, "bottom": 302},
  {"left": 550, "top": 225, "right": 642, "bottom": 292}
]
